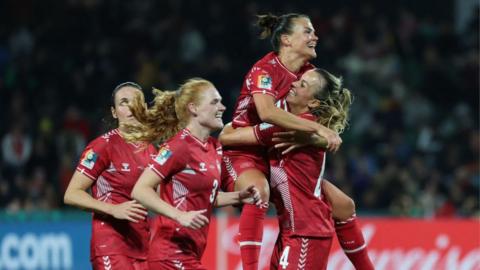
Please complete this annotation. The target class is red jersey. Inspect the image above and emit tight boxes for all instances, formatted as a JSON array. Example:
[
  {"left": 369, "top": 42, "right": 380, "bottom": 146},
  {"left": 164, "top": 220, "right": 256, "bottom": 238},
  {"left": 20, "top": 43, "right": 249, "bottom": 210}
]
[
  {"left": 147, "top": 129, "right": 230, "bottom": 261},
  {"left": 231, "top": 51, "right": 314, "bottom": 128},
  {"left": 76, "top": 129, "right": 157, "bottom": 260},
  {"left": 254, "top": 112, "right": 334, "bottom": 238},
  {"left": 227, "top": 52, "right": 314, "bottom": 162}
]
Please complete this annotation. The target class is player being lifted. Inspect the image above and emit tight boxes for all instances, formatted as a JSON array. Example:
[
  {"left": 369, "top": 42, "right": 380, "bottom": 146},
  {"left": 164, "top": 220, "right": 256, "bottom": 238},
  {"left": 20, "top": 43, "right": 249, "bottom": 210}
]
[{"left": 225, "top": 13, "right": 373, "bottom": 269}]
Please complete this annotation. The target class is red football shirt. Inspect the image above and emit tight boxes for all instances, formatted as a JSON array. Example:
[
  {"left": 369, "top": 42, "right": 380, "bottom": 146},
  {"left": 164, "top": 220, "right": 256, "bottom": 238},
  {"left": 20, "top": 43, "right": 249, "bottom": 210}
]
[
  {"left": 147, "top": 129, "right": 229, "bottom": 261},
  {"left": 254, "top": 112, "right": 335, "bottom": 237},
  {"left": 231, "top": 51, "right": 314, "bottom": 128},
  {"left": 228, "top": 51, "right": 314, "bottom": 158},
  {"left": 76, "top": 129, "right": 157, "bottom": 259}
]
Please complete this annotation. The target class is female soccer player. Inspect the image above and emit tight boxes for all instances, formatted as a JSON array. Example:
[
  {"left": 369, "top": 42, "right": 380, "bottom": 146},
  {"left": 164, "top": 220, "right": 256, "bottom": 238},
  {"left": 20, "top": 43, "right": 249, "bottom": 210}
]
[
  {"left": 126, "top": 78, "right": 261, "bottom": 269},
  {"left": 226, "top": 13, "right": 342, "bottom": 269},
  {"left": 64, "top": 82, "right": 155, "bottom": 270},
  {"left": 221, "top": 69, "right": 373, "bottom": 269}
]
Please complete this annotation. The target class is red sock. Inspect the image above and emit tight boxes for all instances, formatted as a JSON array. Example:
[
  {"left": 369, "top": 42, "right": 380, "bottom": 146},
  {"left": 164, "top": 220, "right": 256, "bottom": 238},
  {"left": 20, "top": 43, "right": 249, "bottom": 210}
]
[
  {"left": 238, "top": 204, "right": 267, "bottom": 270},
  {"left": 335, "top": 215, "right": 375, "bottom": 270}
]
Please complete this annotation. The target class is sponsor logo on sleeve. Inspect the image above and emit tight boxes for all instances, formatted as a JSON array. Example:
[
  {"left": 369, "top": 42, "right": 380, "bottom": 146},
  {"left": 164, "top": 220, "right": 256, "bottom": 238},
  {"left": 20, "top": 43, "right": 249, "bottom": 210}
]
[
  {"left": 257, "top": 74, "right": 272, "bottom": 90},
  {"left": 81, "top": 149, "right": 98, "bottom": 169},
  {"left": 154, "top": 146, "right": 172, "bottom": 165}
]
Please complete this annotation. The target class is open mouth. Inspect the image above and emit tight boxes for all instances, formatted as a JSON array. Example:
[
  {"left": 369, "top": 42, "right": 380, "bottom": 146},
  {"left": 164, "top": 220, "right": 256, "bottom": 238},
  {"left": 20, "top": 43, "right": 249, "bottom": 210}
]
[
  {"left": 215, "top": 112, "right": 223, "bottom": 118},
  {"left": 289, "top": 89, "right": 297, "bottom": 96}
]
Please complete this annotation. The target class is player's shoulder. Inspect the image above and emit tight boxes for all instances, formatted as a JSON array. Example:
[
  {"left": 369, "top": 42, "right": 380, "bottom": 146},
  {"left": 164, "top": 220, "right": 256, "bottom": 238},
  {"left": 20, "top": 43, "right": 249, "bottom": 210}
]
[
  {"left": 161, "top": 129, "right": 191, "bottom": 152},
  {"left": 251, "top": 52, "right": 279, "bottom": 73},
  {"left": 299, "top": 62, "right": 316, "bottom": 75},
  {"left": 87, "top": 129, "right": 121, "bottom": 149}
]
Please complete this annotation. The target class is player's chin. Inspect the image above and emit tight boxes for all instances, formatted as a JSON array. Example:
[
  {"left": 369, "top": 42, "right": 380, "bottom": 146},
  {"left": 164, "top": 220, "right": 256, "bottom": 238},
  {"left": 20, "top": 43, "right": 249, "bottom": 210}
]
[
  {"left": 214, "top": 121, "right": 225, "bottom": 130},
  {"left": 209, "top": 120, "right": 224, "bottom": 131}
]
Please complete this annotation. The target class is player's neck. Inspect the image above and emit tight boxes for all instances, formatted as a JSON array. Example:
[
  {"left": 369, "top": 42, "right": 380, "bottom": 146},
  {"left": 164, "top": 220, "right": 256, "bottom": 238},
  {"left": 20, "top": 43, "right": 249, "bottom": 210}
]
[
  {"left": 290, "top": 104, "right": 309, "bottom": 115},
  {"left": 278, "top": 52, "right": 307, "bottom": 73},
  {"left": 186, "top": 122, "right": 210, "bottom": 142}
]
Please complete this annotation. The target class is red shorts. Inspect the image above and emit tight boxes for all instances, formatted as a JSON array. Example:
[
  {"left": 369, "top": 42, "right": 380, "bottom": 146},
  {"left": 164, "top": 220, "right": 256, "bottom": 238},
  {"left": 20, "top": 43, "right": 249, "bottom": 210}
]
[
  {"left": 270, "top": 234, "right": 333, "bottom": 270},
  {"left": 222, "top": 149, "right": 269, "bottom": 184},
  {"left": 148, "top": 258, "right": 206, "bottom": 270},
  {"left": 92, "top": 255, "right": 148, "bottom": 270}
]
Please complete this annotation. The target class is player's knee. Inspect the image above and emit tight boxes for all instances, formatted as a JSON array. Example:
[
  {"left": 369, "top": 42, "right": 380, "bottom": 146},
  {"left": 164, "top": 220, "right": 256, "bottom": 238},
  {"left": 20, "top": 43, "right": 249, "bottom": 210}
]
[
  {"left": 258, "top": 184, "right": 270, "bottom": 202},
  {"left": 334, "top": 196, "right": 356, "bottom": 221},
  {"left": 247, "top": 180, "right": 269, "bottom": 202}
]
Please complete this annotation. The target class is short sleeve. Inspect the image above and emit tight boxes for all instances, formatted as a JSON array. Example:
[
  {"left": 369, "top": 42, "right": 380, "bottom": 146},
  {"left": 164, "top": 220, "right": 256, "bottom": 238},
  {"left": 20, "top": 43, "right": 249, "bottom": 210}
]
[
  {"left": 246, "top": 66, "right": 277, "bottom": 98},
  {"left": 76, "top": 138, "right": 110, "bottom": 180},
  {"left": 148, "top": 140, "right": 187, "bottom": 182}
]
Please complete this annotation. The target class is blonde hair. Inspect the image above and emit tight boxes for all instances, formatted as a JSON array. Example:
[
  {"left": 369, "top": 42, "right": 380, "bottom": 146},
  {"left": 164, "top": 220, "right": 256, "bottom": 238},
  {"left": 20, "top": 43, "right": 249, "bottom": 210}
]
[
  {"left": 123, "top": 78, "right": 214, "bottom": 144},
  {"left": 310, "top": 69, "right": 353, "bottom": 134}
]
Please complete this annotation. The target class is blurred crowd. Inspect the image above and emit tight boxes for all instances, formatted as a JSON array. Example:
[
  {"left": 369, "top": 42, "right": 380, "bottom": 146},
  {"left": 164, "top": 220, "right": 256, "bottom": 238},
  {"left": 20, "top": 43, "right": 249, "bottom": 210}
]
[{"left": 0, "top": 0, "right": 478, "bottom": 217}]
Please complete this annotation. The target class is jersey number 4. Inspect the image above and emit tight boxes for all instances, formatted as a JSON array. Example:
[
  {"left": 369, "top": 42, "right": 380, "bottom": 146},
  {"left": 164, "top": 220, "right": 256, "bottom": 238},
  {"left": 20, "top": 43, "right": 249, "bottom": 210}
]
[{"left": 279, "top": 246, "right": 290, "bottom": 269}]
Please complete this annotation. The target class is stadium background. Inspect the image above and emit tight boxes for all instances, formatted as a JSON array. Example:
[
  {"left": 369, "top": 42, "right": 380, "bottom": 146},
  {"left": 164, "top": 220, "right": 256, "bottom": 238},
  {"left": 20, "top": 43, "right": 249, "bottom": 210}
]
[{"left": 0, "top": 0, "right": 478, "bottom": 269}]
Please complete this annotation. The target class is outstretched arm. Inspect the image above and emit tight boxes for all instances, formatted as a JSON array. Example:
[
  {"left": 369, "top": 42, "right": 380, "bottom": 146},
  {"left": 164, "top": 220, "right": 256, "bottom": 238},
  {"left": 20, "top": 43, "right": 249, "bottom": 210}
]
[
  {"left": 215, "top": 185, "right": 262, "bottom": 207},
  {"left": 254, "top": 94, "right": 341, "bottom": 152},
  {"left": 218, "top": 123, "right": 259, "bottom": 146}
]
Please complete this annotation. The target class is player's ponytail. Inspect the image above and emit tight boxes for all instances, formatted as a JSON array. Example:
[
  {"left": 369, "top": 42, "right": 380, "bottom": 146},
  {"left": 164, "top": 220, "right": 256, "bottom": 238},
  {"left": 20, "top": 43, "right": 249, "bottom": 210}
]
[
  {"left": 125, "top": 78, "right": 214, "bottom": 144},
  {"left": 125, "top": 89, "right": 180, "bottom": 144},
  {"left": 256, "top": 13, "right": 310, "bottom": 53},
  {"left": 256, "top": 14, "right": 280, "bottom": 39}
]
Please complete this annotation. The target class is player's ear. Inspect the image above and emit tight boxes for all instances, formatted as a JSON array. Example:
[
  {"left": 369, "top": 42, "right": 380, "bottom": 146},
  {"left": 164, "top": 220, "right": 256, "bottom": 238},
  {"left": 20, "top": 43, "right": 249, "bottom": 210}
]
[
  {"left": 280, "top": 34, "right": 291, "bottom": 47},
  {"left": 111, "top": 106, "right": 117, "bottom": 119},
  {"left": 187, "top": 102, "right": 198, "bottom": 117},
  {"left": 307, "top": 99, "right": 321, "bottom": 110}
]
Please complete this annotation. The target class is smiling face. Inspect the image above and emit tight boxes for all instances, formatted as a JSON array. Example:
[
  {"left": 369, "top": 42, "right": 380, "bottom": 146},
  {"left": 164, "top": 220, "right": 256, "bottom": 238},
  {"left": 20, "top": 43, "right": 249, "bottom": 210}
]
[
  {"left": 285, "top": 17, "right": 318, "bottom": 59},
  {"left": 286, "top": 69, "right": 325, "bottom": 114},
  {"left": 193, "top": 86, "right": 226, "bottom": 132},
  {"left": 111, "top": 86, "right": 142, "bottom": 127}
]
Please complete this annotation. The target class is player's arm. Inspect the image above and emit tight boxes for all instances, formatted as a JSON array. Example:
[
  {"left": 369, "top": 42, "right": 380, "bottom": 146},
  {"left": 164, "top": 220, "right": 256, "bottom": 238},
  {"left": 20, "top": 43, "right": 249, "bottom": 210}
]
[
  {"left": 253, "top": 93, "right": 341, "bottom": 152},
  {"left": 131, "top": 169, "right": 209, "bottom": 229},
  {"left": 218, "top": 123, "right": 259, "bottom": 146},
  {"left": 272, "top": 131, "right": 329, "bottom": 154},
  {"left": 215, "top": 185, "right": 261, "bottom": 207},
  {"left": 64, "top": 171, "right": 147, "bottom": 222}
]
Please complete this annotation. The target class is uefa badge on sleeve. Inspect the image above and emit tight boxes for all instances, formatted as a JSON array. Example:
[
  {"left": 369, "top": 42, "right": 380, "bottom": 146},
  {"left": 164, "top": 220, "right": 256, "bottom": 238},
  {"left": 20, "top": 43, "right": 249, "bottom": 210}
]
[
  {"left": 81, "top": 149, "right": 98, "bottom": 169},
  {"left": 154, "top": 146, "right": 172, "bottom": 165}
]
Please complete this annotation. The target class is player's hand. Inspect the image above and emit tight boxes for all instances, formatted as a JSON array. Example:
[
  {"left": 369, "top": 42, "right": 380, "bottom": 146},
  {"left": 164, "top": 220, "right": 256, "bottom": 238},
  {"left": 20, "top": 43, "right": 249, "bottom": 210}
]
[
  {"left": 176, "top": 209, "right": 209, "bottom": 229},
  {"left": 238, "top": 185, "right": 262, "bottom": 206},
  {"left": 110, "top": 200, "right": 148, "bottom": 223},
  {"left": 315, "top": 126, "right": 342, "bottom": 152}
]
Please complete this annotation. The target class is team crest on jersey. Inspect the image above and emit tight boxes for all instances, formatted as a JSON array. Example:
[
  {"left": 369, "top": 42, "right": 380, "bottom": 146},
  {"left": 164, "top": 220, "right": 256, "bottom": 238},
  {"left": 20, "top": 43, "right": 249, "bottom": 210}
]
[
  {"left": 199, "top": 162, "right": 207, "bottom": 172},
  {"left": 154, "top": 146, "right": 172, "bottom": 165},
  {"left": 81, "top": 149, "right": 98, "bottom": 169},
  {"left": 257, "top": 74, "right": 272, "bottom": 90}
]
